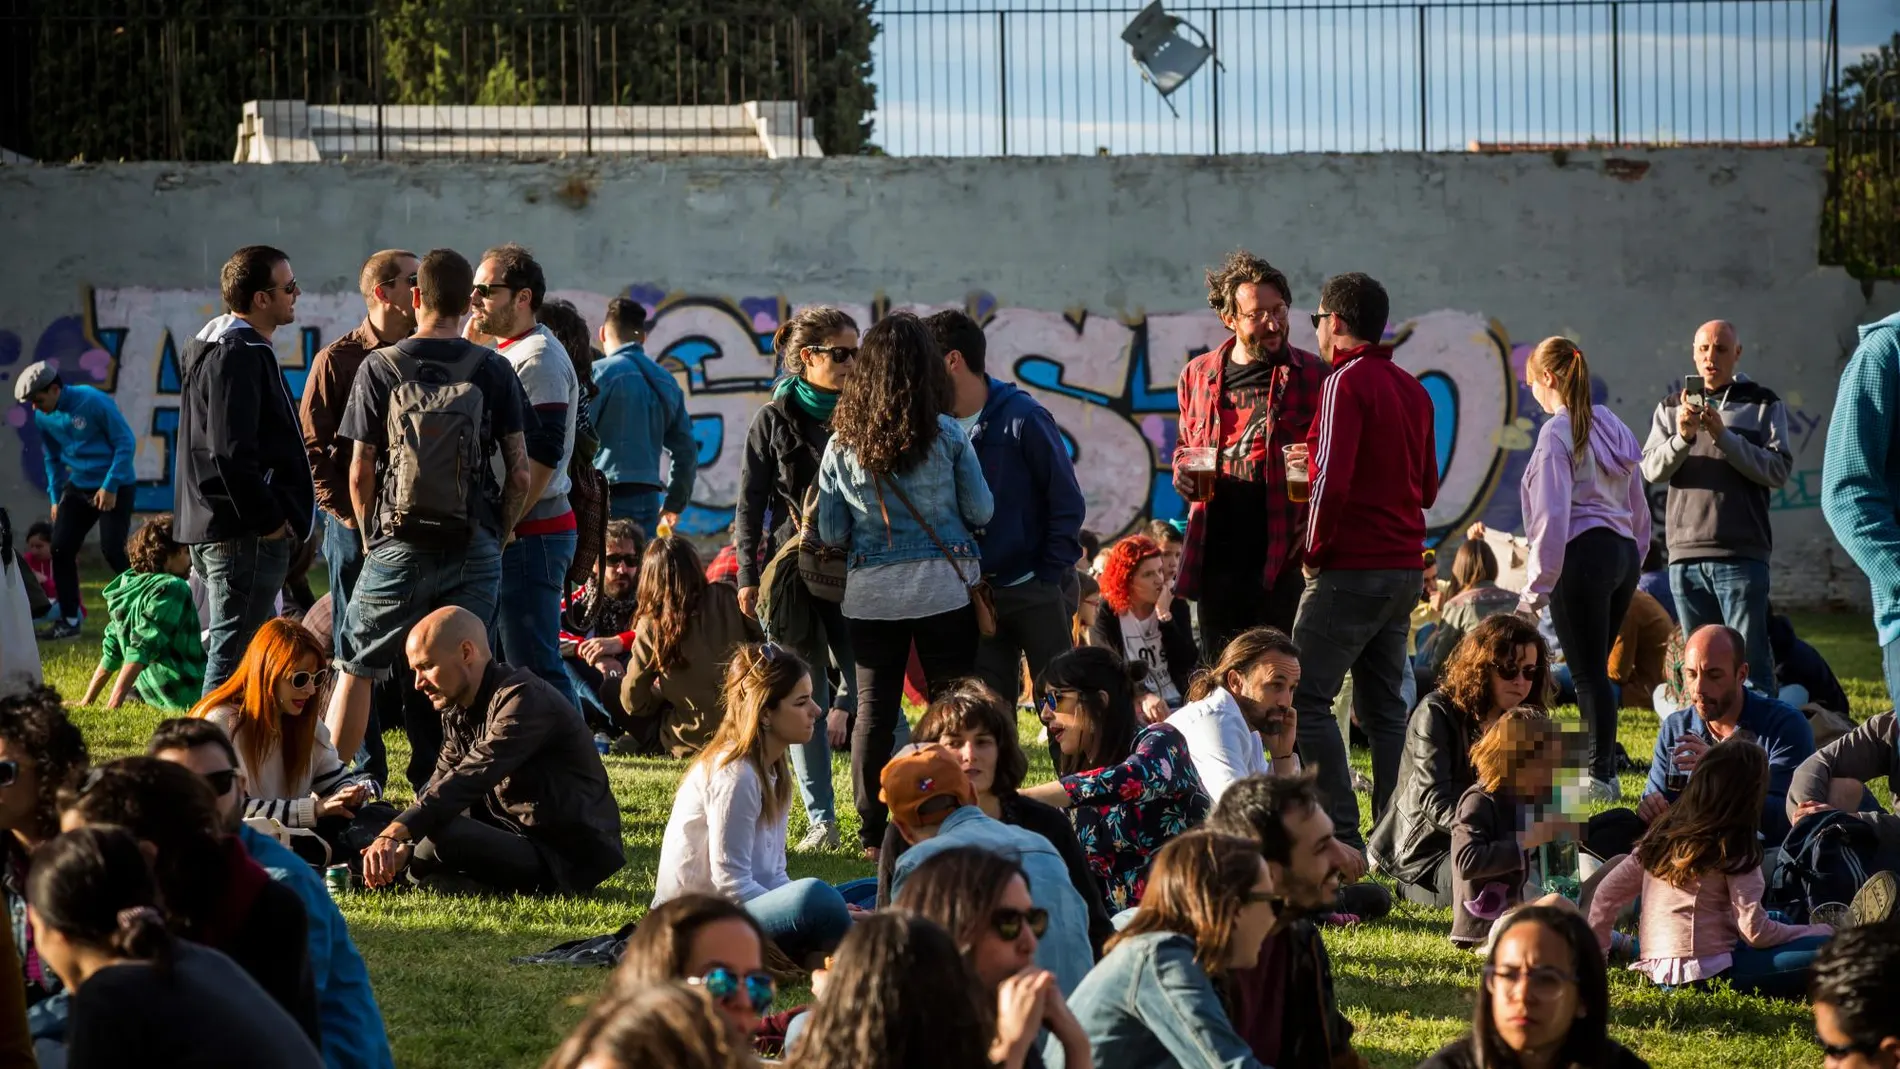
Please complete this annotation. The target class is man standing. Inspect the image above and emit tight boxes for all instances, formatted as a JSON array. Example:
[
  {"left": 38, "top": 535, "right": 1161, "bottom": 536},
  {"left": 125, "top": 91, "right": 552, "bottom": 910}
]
[
  {"left": 1167, "top": 627, "right": 1303, "bottom": 802},
  {"left": 1640, "top": 320, "right": 1791, "bottom": 690},
  {"left": 592, "top": 298, "right": 697, "bottom": 534},
  {"left": 1823, "top": 309, "right": 1900, "bottom": 710},
  {"left": 12, "top": 361, "right": 137, "bottom": 639},
  {"left": 1290, "top": 272, "right": 1437, "bottom": 850},
  {"left": 323, "top": 248, "right": 532, "bottom": 770},
  {"left": 360, "top": 606, "right": 624, "bottom": 896},
  {"left": 929, "top": 309, "right": 1085, "bottom": 700},
  {"left": 177, "top": 245, "right": 316, "bottom": 692},
  {"left": 468, "top": 243, "right": 583, "bottom": 709},
  {"left": 1173, "top": 252, "right": 1327, "bottom": 658}
]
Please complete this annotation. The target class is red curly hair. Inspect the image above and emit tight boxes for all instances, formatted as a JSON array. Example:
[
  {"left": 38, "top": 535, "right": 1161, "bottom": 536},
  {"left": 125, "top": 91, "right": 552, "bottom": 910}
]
[{"left": 1099, "top": 535, "right": 1163, "bottom": 616}]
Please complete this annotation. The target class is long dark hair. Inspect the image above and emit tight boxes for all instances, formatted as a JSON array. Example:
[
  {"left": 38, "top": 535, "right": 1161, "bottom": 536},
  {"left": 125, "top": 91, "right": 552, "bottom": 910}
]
[
  {"left": 28, "top": 826, "right": 176, "bottom": 975},
  {"left": 894, "top": 846, "right": 1031, "bottom": 963},
  {"left": 1636, "top": 738, "right": 1768, "bottom": 888},
  {"left": 1186, "top": 626, "right": 1299, "bottom": 704},
  {"left": 788, "top": 912, "right": 992, "bottom": 1069},
  {"left": 635, "top": 536, "right": 708, "bottom": 672},
  {"left": 914, "top": 681, "right": 1029, "bottom": 795},
  {"left": 0, "top": 686, "right": 89, "bottom": 844},
  {"left": 1469, "top": 906, "right": 1610, "bottom": 1069},
  {"left": 1041, "top": 646, "right": 1143, "bottom": 776},
  {"left": 537, "top": 296, "right": 598, "bottom": 398},
  {"left": 610, "top": 893, "right": 765, "bottom": 997},
  {"left": 60, "top": 758, "right": 228, "bottom": 939},
  {"left": 828, "top": 312, "right": 952, "bottom": 476},
  {"left": 1110, "top": 831, "right": 1263, "bottom": 978},
  {"left": 1444, "top": 539, "right": 1499, "bottom": 601}
]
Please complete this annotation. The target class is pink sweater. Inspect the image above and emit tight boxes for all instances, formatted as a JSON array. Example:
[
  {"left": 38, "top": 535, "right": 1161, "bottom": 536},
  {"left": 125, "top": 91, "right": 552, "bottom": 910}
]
[{"left": 1585, "top": 855, "right": 1831, "bottom": 984}]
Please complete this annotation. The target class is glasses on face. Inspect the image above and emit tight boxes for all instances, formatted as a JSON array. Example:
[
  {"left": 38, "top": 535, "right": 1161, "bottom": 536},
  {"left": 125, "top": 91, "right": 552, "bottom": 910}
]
[
  {"left": 0, "top": 759, "right": 17, "bottom": 788},
  {"left": 1236, "top": 307, "right": 1288, "bottom": 324},
  {"left": 1244, "top": 890, "right": 1287, "bottom": 912},
  {"left": 1493, "top": 662, "right": 1543, "bottom": 682},
  {"left": 688, "top": 966, "right": 777, "bottom": 1014},
  {"left": 265, "top": 279, "right": 301, "bottom": 296},
  {"left": 760, "top": 642, "right": 785, "bottom": 663},
  {"left": 808, "top": 345, "right": 857, "bottom": 363},
  {"left": 991, "top": 907, "right": 1050, "bottom": 941},
  {"left": 604, "top": 553, "right": 639, "bottom": 568},
  {"left": 1310, "top": 311, "right": 1331, "bottom": 330},
  {"left": 287, "top": 668, "right": 333, "bottom": 691},
  {"left": 470, "top": 283, "right": 515, "bottom": 300},
  {"left": 1038, "top": 690, "right": 1077, "bottom": 719},
  {"left": 1483, "top": 964, "right": 1576, "bottom": 998},
  {"left": 203, "top": 768, "right": 238, "bottom": 796},
  {"left": 379, "top": 273, "right": 418, "bottom": 289},
  {"left": 1815, "top": 1033, "right": 1882, "bottom": 1059}
]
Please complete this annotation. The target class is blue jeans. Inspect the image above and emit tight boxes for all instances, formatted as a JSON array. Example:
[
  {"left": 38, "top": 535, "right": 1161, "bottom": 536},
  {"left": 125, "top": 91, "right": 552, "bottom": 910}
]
[
  {"left": 193, "top": 533, "right": 296, "bottom": 694},
  {"left": 495, "top": 530, "right": 581, "bottom": 711},
  {"left": 744, "top": 878, "right": 851, "bottom": 964},
  {"left": 1721, "top": 934, "right": 1830, "bottom": 999},
  {"left": 776, "top": 597, "right": 858, "bottom": 829},
  {"left": 340, "top": 536, "right": 502, "bottom": 680},
  {"left": 322, "top": 511, "right": 365, "bottom": 659},
  {"left": 1885, "top": 637, "right": 1900, "bottom": 715},
  {"left": 1670, "top": 559, "right": 1774, "bottom": 691},
  {"left": 609, "top": 485, "right": 662, "bottom": 534}
]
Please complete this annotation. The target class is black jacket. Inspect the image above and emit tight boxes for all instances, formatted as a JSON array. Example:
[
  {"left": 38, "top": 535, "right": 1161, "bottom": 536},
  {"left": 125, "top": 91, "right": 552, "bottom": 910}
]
[
  {"left": 397, "top": 662, "right": 625, "bottom": 893},
  {"left": 735, "top": 395, "right": 831, "bottom": 589},
  {"left": 175, "top": 316, "right": 315, "bottom": 544},
  {"left": 1416, "top": 1036, "right": 1651, "bottom": 1069},
  {"left": 1089, "top": 607, "right": 1198, "bottom": 705},
  {"left": 1450, "top": 784, "right": 1527, "bottom": 947},
  {"left": 1368, "top": 691, "right": 1481, "bottom": 888}
]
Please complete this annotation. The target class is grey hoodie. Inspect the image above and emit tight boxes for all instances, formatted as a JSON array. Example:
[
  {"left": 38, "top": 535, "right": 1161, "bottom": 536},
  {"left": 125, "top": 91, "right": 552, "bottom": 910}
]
[{"left": 1639, "top": 374, "right": 1791, "bottom": 563}]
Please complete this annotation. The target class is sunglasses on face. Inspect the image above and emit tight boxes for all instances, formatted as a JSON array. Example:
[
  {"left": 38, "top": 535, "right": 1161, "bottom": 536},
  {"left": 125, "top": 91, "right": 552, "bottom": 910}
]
[
  {"left": 688, "top": 966, "right": 776, "bottom": 1014},
  {"left": 470, "top": 283, "right": 515, "bottom": 300},
  {"left": 203, "top": 769, "right": 237, "bottom": 796},
  {"left": 992, "top": 907, "right": 1050, "bottom": 941},
  {"left": 1245, "top": 890, "right": 1287, "bottom": 912},
  {"left": 1038, "top": 690, "right": 1078, "bottom": 718},
  {"left": 604, "top": 553, "right": 639, "bottom": 568},
  {"left": 288, "top": 668, "right": 333, "bottom": 691},
  {"left": 1493, "top": 662, "right": 1543, "bottom": 682},
  {"left": 0, "top": 760, "right": 17, "bottom": 789},
  {"left": 1310, "top": 311, "right": 1330, "bottom": 330},
  {"left": 379, "top": 273, "right": 418, "bottom": 289},
  {"left": 808, "top": 345, "right": 856, "bottom": 363},
  {"left": 1815, "top": 1034, "right": 1883, "bottom": 1059},
  {"left": 265, "top": 279, "right": 301, "bottom": 296}
]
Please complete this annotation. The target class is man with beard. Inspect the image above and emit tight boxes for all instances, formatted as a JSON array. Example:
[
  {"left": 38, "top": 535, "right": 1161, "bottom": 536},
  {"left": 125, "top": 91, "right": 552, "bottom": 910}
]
[
  {"left": 556, "top": 518, "right": 645, "bottom": 729},
  {"left": 1168, "top": 627, "right": 1303, "bottom": 802},
  {"left": 148, "top": 719, "right": 395, "bottom": 1069},
  {"left": 1207, "top": 774, "right": 1382, "bottom": 1069},
  {"left": 1172, "top": 250, "right": 1328, "bottom": 657}
]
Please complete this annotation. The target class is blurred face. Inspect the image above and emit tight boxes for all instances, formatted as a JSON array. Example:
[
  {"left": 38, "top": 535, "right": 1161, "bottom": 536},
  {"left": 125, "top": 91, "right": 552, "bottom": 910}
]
[
  {"left": 1814, "top": 1000, "right": 1900, "bottom": 1069},
  {"left": 765, "top": 674, "right": 819, "bottom": 748},
  {"left": 23, "top": 534, "right": 49, "bottom": 559},
  {"left": 682, "top": 917, "right": 768, "bottom": 1041},
  {"left": 1486, "top": 921, "right": 1583, "bottom": 1057},
  {"left": 1693, "top": 322, "right": 1741, "bottom": 390},
  {"left": 1157, "top": 542, "right": 1182, "bottom": 579},
  {"left": 28, "top": 386, "right": 59, "bottom": 415},
  {"left": 254, "top": 259, "right": 298, "bottom": 328},
  {"left": 471, "top": 258, "right": 532, "bottom": 337},
  {"left": 165, "top": 547, "right": 191, "bottom": 577},
  {"left": 1228, "top": 857, "right": 1280, "bottom": 970},
  {"left": 275, "top": 653, "right": 326, "bottom": 719},
  {"left": 1078, "top": 593, "right": 1101, "bottom": 630},
  {"left": 25, "top": 906, "right": 78, "bottom": 990},
  {"left": 970, "top": 874, "right": 1039, "bottom": 989},
  {"left": 1682, "top": 632, "right": 1747, "bottom": 723},
  {"left": 939, "top": 726, "right": 1000, "bottom": 798},
  {"left": 1487, "top": 643, "right": 1542, "bottom": 717},
  {"left": 1128, "top": 556, "right": 1167, "bottom": 612},
  {"left": 601, "top": 538, "right": 640, "bottom": 600},
  {"left": 1037, "top": 690, "right": 1095, "bottom": 758},
  {"left": 803, "top": 327, "right": 860, "bottom": 393},
  {"left": 410, "top": 640, "right": 478, "bottom": 712},
  {"left": 1227, "top": 652, "right": 1299, "bottom": 740},
  {"left": 1270, "top": 802, "right": 1344, "bottom": 915},
  {"left": 154, "top": 743, "right": 243, "bottom": 831},
  {"left": 0, "top": 738, "right": 42, "bottom": 837},
  {"left": 1223, "top": 283, "right": 1288, "bottom": 359}
]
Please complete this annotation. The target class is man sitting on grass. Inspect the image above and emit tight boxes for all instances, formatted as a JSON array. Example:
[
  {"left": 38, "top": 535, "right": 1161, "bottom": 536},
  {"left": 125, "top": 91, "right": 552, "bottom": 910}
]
[{"left": 81, "top": 512, "right": 205, "bottom": 710}]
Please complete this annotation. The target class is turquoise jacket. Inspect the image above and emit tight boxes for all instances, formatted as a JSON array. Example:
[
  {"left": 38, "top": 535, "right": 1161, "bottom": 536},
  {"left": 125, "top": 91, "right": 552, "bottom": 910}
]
[
  {"left": 1823, "top": 310, "right": 1900, "bottom": 646},
  {"left": 34, "top": 383, "right": 136, "bottom": 501}
]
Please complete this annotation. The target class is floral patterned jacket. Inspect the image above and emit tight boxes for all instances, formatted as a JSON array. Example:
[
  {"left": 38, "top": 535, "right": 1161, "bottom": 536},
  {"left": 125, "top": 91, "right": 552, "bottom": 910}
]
[{"left": 1061, "top": 723, "right": 1211, "bottom": 911}]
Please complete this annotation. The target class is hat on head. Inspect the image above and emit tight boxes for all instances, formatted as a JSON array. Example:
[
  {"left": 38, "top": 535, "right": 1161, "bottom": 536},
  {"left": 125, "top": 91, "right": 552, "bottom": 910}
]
[
  {"left": 12, "top": 362, "right": 57, "bottom": 404},
  {"left": 879, "top": 744, "right": 976, "bottom": 830}
]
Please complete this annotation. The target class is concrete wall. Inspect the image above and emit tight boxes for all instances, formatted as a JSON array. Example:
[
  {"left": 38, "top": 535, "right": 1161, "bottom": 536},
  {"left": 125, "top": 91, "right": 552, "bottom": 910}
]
[{"left": 1, "top": 150, "right": 1895, "bottom": 605}]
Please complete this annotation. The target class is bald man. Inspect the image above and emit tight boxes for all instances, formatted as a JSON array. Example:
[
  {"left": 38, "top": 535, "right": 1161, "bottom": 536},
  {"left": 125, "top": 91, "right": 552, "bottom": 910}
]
[
  {"left": 1640, "top": 320, "right": 1792, "bottom": 692},
  {"left": 359, "top": 607, "right": 623, "bottom": 895}
]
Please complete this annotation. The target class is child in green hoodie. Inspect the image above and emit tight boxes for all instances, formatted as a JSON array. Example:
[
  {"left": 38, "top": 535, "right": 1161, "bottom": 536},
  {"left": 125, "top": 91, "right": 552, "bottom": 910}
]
[{"left": 82, "top": 512, "right": 204, "bottom": 710}]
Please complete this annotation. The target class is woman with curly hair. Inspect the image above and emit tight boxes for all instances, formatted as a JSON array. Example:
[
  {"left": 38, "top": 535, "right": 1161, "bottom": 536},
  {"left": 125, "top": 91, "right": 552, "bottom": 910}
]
[
  {"left": 1088, "top": 535, "right": 1198, "bottom": 723},
  {"left": 1368, "top": 614, "right": 1549, "bottom": 908},
  {"left": 620, "top": 536, "right": 761, "bottom": 758},
  {"left": 82, "top": 512, "right": 204, "bottom": 711},
  {"left": 815, "top": 311, "right": 993, "bottom": 857},
  {"left": 0, "top": 686, "right": 89, "bottom": 1019}
]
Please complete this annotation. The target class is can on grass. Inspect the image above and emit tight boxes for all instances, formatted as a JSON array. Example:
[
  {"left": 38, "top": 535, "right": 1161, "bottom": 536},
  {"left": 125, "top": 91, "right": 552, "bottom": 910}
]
[{"left": 325, "top": 865, "right": 351, "bottom": 897}]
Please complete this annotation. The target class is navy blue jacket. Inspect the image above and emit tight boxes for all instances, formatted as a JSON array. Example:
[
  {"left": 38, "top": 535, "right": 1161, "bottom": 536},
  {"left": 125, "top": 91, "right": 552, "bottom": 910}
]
[{"left": 968, "top": 377, "right": 1085, "bottom": 584}]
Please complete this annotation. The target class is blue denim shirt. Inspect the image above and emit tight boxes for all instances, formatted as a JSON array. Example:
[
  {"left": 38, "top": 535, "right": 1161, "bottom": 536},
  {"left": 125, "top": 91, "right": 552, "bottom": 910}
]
[
  {"left": 890, "top": 805, "right": 1094, "bottom": 995},
  {"left": 591, "top": 341, "right": 699, "bottom": 514},
  {"left": 1642, "top": 688, "right": 1815, "bottom": 843},
  {"left": 1062, "top": 930, "right": 1265, "bottom": 1069},
  {"left": 816, "top": 414, "right": 994, "bottom": 569}
]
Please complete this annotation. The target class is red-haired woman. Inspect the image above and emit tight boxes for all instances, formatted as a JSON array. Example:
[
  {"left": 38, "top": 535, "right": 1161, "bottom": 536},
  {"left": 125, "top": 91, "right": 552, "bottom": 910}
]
[
  {"left": 1088, "top": 535, "right": 1198, "bottom": 723},
  {"left": 191, "top": 617, "right": 374, "bottom": 861}
]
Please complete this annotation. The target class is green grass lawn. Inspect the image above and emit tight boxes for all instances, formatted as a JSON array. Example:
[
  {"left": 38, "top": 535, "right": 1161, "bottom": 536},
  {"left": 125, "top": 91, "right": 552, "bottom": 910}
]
[{"left": 38, "top": 586, "right": 1887, "bottom": 1069}]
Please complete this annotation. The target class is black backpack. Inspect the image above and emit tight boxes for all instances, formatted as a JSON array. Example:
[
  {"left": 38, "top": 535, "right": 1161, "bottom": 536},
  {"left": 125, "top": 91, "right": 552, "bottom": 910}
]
[{"left": 1765, "top": 809, "right": 1880, "bottom": 923}]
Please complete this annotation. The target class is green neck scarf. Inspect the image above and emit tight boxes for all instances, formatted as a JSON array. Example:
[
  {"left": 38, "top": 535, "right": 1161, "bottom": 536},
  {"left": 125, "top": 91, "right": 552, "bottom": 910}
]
[{"left": 775, "top": 375, "right": 840, "bottom": 422}]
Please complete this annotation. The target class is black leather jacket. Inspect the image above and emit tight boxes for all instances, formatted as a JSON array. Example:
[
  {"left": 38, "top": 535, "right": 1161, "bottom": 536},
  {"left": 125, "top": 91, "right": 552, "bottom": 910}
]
[{"left": 1367, "top": 691, "right": 1482, "bottom": 888}]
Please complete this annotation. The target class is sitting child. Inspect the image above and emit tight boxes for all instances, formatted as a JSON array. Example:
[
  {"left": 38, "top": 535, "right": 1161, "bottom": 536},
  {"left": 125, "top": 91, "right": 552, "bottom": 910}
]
[
  {"left": 22, "top": 520, "right": 57, "bottom": 621},
  {"left": 1451, "top": 707, "right": 1573, "bottom": 949},
  {"left": 81, "top": 513, "right": 203, "bottom": 710}
]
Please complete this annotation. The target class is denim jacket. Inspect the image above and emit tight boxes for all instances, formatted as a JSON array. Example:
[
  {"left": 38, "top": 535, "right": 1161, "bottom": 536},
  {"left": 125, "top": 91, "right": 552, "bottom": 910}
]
[
  {"left": 816, "top": 414, "right": 994, "bottom": 570},
  {"left": 1062, "top": 930, "right": 1265, "bottom": 1069},
  {"left": 591, "top": 341, "right": 699, "bottom": 514},
  {"left": 889, "top": 805, "right": 1095, "bottom": 996}
]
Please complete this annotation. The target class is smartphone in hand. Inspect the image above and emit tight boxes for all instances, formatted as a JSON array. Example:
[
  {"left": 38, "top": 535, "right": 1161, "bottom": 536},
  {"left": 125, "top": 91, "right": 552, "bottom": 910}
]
[{"left": 1683, "top": 373, "right": 1706, "bottom": 408}]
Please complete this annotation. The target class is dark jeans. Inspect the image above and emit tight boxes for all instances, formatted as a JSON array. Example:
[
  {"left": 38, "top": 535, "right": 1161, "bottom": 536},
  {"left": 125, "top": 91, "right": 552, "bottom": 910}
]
[
  {"left": 1396, "top": 854, "right": 1457, "bottom": 909},
  {"left": 495, "top": 530, "right": 581, "bottom": 713},
  {"left": 1197, "top": 562, "right": 1303, "bottom": 661},
  {"left": 1289, "top": 567, "right": 1419, "bottom": 851},
  {"left": 409, "top": 814, "right": 554, "bottom": 894},
  {"left": 973, "top": 576, "right": 1074, "bottom": 702},
  {"left": 846, "top": 603, "right": 979, "bottom": 848},
  {"left": 609, "top": 484, "right": 662, "bottom": 535},
  {"left": 1670, "top": 558, "right": 1775, "bottom": 691},
  {"left": 193, "top": 533, "right": 296, "bottom": 694},
  {"left": 50, "top": 483, "right": 135, "bottom": 620},
  {"left": 1549, "top": 528, "right": 1639, "bottom": 782}
]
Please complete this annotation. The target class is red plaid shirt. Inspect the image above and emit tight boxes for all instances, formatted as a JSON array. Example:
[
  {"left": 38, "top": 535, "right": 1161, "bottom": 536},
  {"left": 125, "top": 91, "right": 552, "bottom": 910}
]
[{"left": 1173, "top": 337, "right": 1328, "bottom": 599}]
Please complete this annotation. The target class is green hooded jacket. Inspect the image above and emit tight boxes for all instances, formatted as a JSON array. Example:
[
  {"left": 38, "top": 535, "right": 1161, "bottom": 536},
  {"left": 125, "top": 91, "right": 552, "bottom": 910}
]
[{"left": 99, "top": 570, "right": 204, "bottom": 711}]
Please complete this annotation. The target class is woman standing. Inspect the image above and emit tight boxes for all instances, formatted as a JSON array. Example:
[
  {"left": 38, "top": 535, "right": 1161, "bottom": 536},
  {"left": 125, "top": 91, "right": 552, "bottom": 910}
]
[
  {"left": 816, "top": 312, "right": 994, "bottom": 857},
  {"left": 620, "top": 536, "right": 762, "bottom": 758},
  {"left": 1089, "top": 536, "right": 1198, "bottom": 723},
  {"left": 1020, "top": 647, "right": 1210, "bottom": 911},
  {"left": 1519, "top": 338, "right": 1649, "bottom": 800},
  {"left": 735, "top": 306, "right": 862, "bottom": 852}
]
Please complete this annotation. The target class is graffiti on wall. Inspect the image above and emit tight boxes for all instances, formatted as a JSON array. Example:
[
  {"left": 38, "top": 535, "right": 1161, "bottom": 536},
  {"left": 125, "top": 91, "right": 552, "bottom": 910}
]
[{"left": 1, "top": 285, "right": 1547, "bottom": 542}]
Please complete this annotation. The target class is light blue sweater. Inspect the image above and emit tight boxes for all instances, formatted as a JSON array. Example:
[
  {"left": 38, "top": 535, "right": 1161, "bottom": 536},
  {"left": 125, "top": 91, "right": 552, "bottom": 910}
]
[{"left": 1822, "top": 310, "right": 1900, "bottom": 647}]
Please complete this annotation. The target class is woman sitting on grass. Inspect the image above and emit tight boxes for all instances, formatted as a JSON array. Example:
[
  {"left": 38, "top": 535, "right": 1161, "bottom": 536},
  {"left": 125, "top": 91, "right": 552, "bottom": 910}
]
[
  {"left": 620, "top": 536, "right": 762, "bottom": 758},
  {"left": 81, "top": 513, "right": 204, "bottom": 711},
  {"left": 605, "top": 894, "right": 774, "bottom": 1048},
  {"left": 652, "top": 643, "right": 851, "bottom": 970},
  {"left": 787, "top": 912, "right": 996, "bottom": 1069},
  {"left": 1585, "top": 738, "right": 1844, "bottom": 998},
  {"left": 1418, "top": 905, "right": 1648, "bottom": 1069},
  {"left": 544, "top": 984, "right": 755, "bottom": 1069},
  {"left": 1065, "top": 831, "right": 1279, "bottom": 1069},
  {"left": 189, "top": 618, "right": 373, "bottom": 862},
  {"left": 1449, "top": 707, "right": 1572, "bottom": 949}
]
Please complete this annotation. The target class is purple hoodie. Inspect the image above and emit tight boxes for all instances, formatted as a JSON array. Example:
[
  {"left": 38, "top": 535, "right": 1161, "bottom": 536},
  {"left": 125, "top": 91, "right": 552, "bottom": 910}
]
[{"left": 1518, "top": 404, "right": 1651, "bottom": 613}]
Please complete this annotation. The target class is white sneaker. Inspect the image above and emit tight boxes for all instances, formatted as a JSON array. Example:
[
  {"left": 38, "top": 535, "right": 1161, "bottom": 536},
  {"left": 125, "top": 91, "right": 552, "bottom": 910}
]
[
  {"left": 795, "top": 821, "right": 839, "bottom": 852},
  {"left": 1584, "top": 777, "right": 1623, "bottom": 803}
]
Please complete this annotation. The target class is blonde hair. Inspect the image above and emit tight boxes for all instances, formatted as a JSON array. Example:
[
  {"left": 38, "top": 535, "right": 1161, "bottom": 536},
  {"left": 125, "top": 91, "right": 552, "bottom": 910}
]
[
  {"left": 1527, "top": 337, "right": 1595, "bottom": 458},
  {"left": 693, "top": 643, "right": 809, "bottom": 823},
  {"left": 1468, "top": 706, "right": 1561, "bottom": 794}
]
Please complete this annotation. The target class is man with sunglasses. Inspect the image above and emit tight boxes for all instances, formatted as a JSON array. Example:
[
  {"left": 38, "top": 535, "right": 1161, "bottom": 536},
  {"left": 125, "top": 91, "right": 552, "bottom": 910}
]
[
  {"left": 149, "top": 718, "right": 396, "bottom": 1069},
  {"left": 557, "top": 518, "right": 645, "bottom": 730},
  {"left": 882, "top": 744, "right": 1093, "bottom": 996},
  {"left": 1809, "top": 921, "right": 1900, "bottom": 1069},
  {"left": 928, "top": 309, "right": 1085, "bottom": 703},
  {"left": 177, "top": 244, "right": 317, "bottom": 694},
  {"left": 592, "top": 297, "right": 698, "bottom": 534}
]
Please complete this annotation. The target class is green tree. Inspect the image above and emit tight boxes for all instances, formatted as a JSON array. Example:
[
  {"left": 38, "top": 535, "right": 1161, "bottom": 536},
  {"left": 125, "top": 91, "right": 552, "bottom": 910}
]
[{"left": 1802, "top": 32, "right": 1899, "bottom": 279}]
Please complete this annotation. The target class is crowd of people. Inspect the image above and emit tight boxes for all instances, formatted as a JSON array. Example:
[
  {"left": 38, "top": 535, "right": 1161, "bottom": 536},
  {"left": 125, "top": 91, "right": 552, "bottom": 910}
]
[{"left": 4, "top": 239, "right": 1900, "bottom": 1068}]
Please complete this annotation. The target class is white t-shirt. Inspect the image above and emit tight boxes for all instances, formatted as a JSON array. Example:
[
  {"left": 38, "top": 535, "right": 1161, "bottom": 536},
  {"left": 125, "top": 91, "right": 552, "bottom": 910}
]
[
  {"left": 1166, "top": 687, "right": 1269, "bottom": 803},
  {"left": 1119, "top": 611, "right": 1180, "bottom": 705},
  {"left": 652, "top": 752, "right": 790, "bottom": 906},
  {"left": 495, "top": 324, "right": 579, "bottom": 516}
]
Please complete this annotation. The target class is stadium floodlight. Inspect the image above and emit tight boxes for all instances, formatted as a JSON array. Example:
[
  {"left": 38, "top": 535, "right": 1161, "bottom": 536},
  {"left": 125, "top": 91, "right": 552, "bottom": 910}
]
[{"left": 1121, "top": 1, "right": 1220, "bottom": 117}]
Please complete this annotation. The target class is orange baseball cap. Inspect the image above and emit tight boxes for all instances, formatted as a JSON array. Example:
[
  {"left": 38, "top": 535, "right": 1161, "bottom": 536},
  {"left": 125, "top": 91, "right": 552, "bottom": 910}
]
[{"left": 878, "top": 744, "right": 976, "bottom": 829}]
